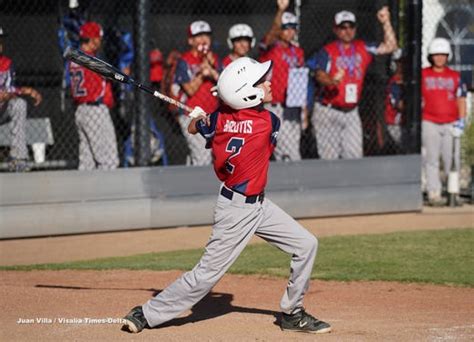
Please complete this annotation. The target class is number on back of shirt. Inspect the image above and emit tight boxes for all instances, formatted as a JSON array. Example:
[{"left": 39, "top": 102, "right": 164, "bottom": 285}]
[
  {"left": 71, "top": 69, "right": 87, "bottom": 97},
  {"left": 225, "top": 137, "right": 245, "bottom": 174}
]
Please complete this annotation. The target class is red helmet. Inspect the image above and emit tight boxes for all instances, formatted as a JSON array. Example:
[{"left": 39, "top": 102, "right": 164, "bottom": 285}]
[{"left": 80, "top": 22, "right": 103, "bottom": 39}]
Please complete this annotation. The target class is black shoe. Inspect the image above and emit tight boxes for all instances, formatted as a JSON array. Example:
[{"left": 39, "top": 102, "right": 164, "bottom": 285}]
[
  {"left": 122, "top": 306, "right": 149, "bottom": 333},
  {"left": 281, "top": 309, "right": 331, "bottom": 334},
  {"left": 8, "top": 158, "right": 31, "bottom": 172}
]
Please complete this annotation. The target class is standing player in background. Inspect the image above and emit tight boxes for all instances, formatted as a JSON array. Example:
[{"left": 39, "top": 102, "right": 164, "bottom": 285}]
[
  {"left": 308, "top": 7, "right": 397, "bottom": 160},
  {"left": 222, "top": 23, "right": 256, "bottom": 67},
  {"left": 381, "top": 49, "right": 404, "bottom": 153},
  {"left": 69, "top": 21, "right": 119, "bottom": 170},
  {"left": 0, "top": 26, "right": 42, "bottom": 172},
  {"left": 174, "top": 20, "right": 221, "bottom": 166},
  {"left": 259, "top": 0, "right": 306, "bottom": 161},
  {"left": 122, "top": 57, "right": 331, "bottom": 335},
  {"left": 422, "top": 38, "right": 467, "bottom": 206}
]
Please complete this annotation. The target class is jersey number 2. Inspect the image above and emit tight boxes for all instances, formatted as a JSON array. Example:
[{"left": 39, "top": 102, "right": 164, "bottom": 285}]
[
  {"left": 225, "top": 137, "right": 245, "bottom": 174},
  {"left": 71, "top": 70, "right": 87, "bottom": 97}
]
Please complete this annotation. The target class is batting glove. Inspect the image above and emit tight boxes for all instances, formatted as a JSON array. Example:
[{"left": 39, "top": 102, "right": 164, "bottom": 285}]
[
  {"left": 189, "top": 106, "right": 207, "bottom": 119},
  {"left": 451, "top": 118, "right": 465, "bottom": 138}
]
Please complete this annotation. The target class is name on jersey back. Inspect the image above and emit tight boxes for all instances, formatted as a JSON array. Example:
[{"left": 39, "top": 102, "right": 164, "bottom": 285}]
[{"left": 223, "top": 120, "right": 253, "bottom": 134}]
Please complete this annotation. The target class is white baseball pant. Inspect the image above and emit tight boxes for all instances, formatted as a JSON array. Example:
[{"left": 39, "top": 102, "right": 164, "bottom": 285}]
[
  {"left": 312, "top": 103, "right": 363, "bottom": 160},
  {"left": 75, "top": 103, "right": 119, "bottom": 170},
  {"left": 143, "top": 184, "right": 318, "bottom": 327},
  {"left": 1, "top": 97, "right": 28, "bottom": 160},
  {"left": 422, "top": 120, "right": 460, "bottom": 197}
]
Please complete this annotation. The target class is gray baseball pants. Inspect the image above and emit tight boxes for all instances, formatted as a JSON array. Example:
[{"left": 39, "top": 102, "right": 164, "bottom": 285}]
[
  {"left": 178, "top": 115, "right": 212, "bottom": 166},
  {"left": 142, "top": 184, "right": 318, "bottom": 327},
  {"left": 312, "top": 103, "right": 363, "bottom": 159},
  {"left": 264, "top": 103, "right": 302, "bottom": 161},
  {"left": 422, "top": 120, "right": 460, "bottom": 196},
  {"left": 75, "top": 104, "right": 119, "bottom": 170},
  {"left": 1, "top": 98, "right": 28, "bottom": 160}
]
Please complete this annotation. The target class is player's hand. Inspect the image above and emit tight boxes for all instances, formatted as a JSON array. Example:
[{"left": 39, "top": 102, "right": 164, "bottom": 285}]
[
  {"left": 332, "top": 68, "right": 345, "bottom": 84},
  {"left": 189, "top": 106, "right": 207, "bottom": 119},
  {"left": 377, "top": 6, "right": 391, "bottom": 24},
  {"left": 277, "top": 0, "right": 289, "bottom": 11},
  {"left": 22, "top": 87, "right": 42, "bottom": 106},
  {"left": 451, "top": 118, "right": 465, "bottom": 138}
]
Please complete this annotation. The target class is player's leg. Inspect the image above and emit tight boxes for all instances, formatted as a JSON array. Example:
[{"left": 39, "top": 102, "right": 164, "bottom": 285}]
[
  {"left": 87, "top": 105, "right": 119, "bottom": 170},
  {"left": 74, "top": 105, "right": 95, "bottom": 170},
  {"left": 254, "top": 198, "right": 330, "bottom": 333},
  {"left": 139, "top": 191, "right": 264, "bottom": 329},
  {"left": 6, "top": 98, "right": 28, "bottom": 160},
  {"left": 313, "top": 103, "right": 340, "bottom": 159},
  {"left": 178, "top": 114, "right": 211, "bottom": 166},
  {"left": 422, "top": 120, "right": 443, "bottom": 203},
  {"left": 342, "top": 107, "right": 363, "bottom": 159}
]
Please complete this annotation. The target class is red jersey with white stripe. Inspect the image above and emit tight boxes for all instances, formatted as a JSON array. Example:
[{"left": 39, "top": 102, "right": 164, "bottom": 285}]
[
  {"left": 319, "top": 40, "right": 374, "bottom": 108},
  {"left": 68, "top": 50, "right": 114, "bottom": 107},
  {"left": 259, "top": 41, "right": 304, "bottom": 104},
  {"left": 175, "top": 50, "right": 220, "bottom": 114},
  {"left": 0, "top": 56, "right": 17, "bottom": 94},
  {"left": 196, "top": 105, "right": 280, "bottom": 196},
  {"left": 421, "top": 66, "right": 465, "bottom": 123}
]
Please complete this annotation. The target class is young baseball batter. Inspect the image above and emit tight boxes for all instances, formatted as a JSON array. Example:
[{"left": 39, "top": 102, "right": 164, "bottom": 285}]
[{"left": 122, "top": 57, "right": 331, "bottom": 335}]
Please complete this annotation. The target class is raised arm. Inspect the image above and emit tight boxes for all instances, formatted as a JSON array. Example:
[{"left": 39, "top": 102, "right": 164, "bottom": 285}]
[
  {"left": 261, "top": 0, "right": 289, "bottom": 48},
  {"left": 376, "top": 6, "right": 398, "bottom": 55}
]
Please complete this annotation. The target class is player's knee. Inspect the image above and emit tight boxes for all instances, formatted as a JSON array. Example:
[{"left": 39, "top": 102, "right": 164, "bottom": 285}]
[
  {"left": 301, "top": 234, "right": 318, "bottom": 256},
  {"left": 10, "top": 98, "right": 27, "bottom": 116}
]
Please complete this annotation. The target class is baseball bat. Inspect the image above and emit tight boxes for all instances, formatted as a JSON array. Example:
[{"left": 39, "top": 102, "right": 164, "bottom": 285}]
[{"left": 63, "top": 47, "right": 193, "bottom": 112}]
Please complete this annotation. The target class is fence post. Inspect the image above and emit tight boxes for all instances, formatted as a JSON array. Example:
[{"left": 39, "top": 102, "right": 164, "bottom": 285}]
[
  {"left": 404, "top": 0, "right": 422, "bottom": 154},
  {"left": 134, "top": 0, "right": 151, "bottom": 166}
]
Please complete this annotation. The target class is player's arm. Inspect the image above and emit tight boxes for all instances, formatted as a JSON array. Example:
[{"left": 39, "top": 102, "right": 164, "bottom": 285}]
[
  {"left": 19, "top": 86, "right": 42, "bottom": 106},
  {"left": 375, "top": 6, "right": 398, "bottom": 55},
  {"left": 187, "top": 106, "right": 208, "bottom": 135},
  {"left": 456, "top": 79, "right": 467, "bottom": 119},
  {"left": 313, "top": 50, "right": 344, "bottom": 86},
  {"left": 261, "top": 0, "right": 289, "bottom": 48}
]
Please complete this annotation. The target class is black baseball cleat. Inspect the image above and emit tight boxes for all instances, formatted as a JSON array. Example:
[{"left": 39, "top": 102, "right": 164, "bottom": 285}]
[
  {"left": 122, "top": 306, "right": 149, "bottom": 333},
  {"left": 281, "top": 309, "right": 331, "bottom": 334}
]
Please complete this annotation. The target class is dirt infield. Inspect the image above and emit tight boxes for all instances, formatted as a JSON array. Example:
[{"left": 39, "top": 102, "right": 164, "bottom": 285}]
[
  {"left": 1, "top": 270, "right": 473, "bottom": 341},
  {"left": 1, "top": 205, "right": 473, "bottom": 341}
]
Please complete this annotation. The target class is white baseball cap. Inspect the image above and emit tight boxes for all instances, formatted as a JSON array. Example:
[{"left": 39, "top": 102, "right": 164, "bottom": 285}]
[
  {"left": 334, "top": 11, "right": 356, "bottom": 26},
  {"left": 281, "top": 12, "right": 298, "bottom": 28},
  {"left": 188, "top": 20, "right": 212, "bottom": 37},
  {"left": 0, "top": 27, "right": 5, "bottom": 37}
]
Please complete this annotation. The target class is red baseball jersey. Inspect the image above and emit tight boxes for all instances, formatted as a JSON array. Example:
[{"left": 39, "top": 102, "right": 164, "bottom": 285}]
[
  {"left": 196, "top": 106, "right": 280, "bottom": 196},
  {"left": 222, "top": 54, "right": 234, "bottom": 68},
  {"left": 316, "top": 40, "right": 375, "bottom": 108},
  {"left": 421, "top": 66, "right": 466, "bottom": 123},
  {"left": 0, "top": 56, "right": 19, "bottom": 94},
  {"left": 384, "top": 74, "right": 402, "bottom": 125},
  {"left": 68, "top": 50, "right": 114, "bottom": 107},
  {"left": 259, "top": 41, "right": 304, "bottom": 104},
  {"left": 175, "top": 50, "right": 220, "bottom": 114}
]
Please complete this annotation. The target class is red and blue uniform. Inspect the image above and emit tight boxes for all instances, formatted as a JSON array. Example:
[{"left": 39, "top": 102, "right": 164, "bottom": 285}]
[
  {"left": 384, "top": 74, "right": 402, "bottom": 125},
  {"left": 308, "top": 40, "right": 377, "bottom": 108},
  {"left": 175, "top": 51, "right": 221, "bottom": 114},
  {"left": 222, "top": 55, "right": 234, "bottom": 68},
  {"left": 68, "top": 51, "right": 114, "bottom": 108},
  {"left": 196, "top": 106, "right": 280, "bottom": 196},
  {"left": 258, "top": 41, "right": 304, "bottom": 105},
  {"left": 421, "top": 66, "right": 466, "bottom": 123},
  {"left": 0, "top": 56, "right": 19, "bottom": 100}
]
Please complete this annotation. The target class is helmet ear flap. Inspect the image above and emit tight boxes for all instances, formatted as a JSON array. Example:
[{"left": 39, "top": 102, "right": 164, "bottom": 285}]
[{"left": 227, "top": 37, "right": 233, "bottom": 50}]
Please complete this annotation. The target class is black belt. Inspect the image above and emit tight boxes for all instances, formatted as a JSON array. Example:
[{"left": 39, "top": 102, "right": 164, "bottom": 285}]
[
  {"left": 82, "top": 101, "right": 102, "bottom": 106},
  {"left": 321, "top": 103, "right": 356, "bottom": 113},
  {"left": 220, "top": 186, "right": 265, "bottom": 204}
]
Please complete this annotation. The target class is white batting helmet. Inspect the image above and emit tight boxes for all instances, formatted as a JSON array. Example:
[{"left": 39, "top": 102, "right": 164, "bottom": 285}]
[
  {"left": 227, "top": 23, "right": 255, "bottom": 49},
  {"left": 217, "top": 57, "right": 272, "bottom": 110},
  {"left": 428, "top": 37, "right": 452, "bottom": 60}
]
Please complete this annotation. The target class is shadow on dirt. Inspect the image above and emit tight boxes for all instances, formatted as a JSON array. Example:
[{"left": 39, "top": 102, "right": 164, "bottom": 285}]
[{"left": 35, "top": 284, "right": 281, "bottom": 327}]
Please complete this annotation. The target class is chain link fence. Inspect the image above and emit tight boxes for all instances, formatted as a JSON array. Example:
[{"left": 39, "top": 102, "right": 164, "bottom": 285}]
[{"left": 0, "top": 0, "right": 471, "bottom": 176}]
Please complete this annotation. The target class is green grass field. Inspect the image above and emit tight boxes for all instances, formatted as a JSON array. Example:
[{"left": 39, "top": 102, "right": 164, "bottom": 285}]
[{"left": 2, "top": 228, "right": 473, "bottom": 287}]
